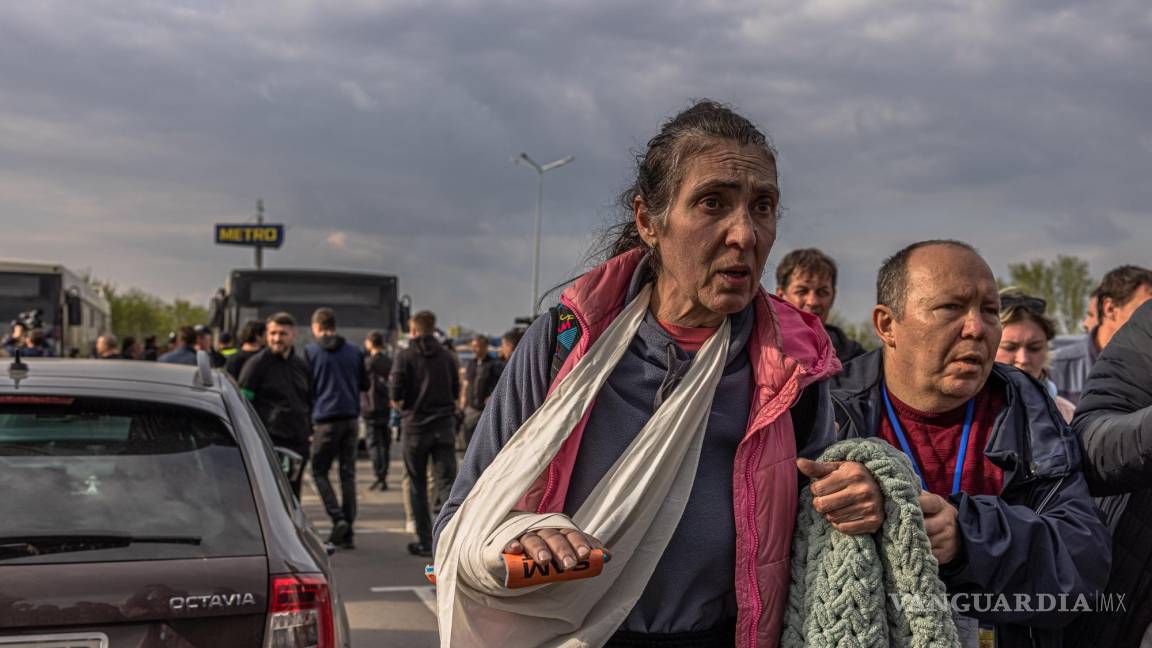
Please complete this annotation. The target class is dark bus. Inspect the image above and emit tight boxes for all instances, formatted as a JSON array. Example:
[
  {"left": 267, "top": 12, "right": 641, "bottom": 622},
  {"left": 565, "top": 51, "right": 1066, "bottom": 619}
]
[
  {"left": 0, "top": 261, "right": 111, "bottom": 357},
  {"left": 213, "top": 269, "right": 409, "bottom": 348}
]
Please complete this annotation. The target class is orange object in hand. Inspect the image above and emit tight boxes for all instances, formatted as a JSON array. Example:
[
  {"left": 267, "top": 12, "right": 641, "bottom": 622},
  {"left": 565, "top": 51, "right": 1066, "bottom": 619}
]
[{"left": 502, "top": 549, "right": 610, "bottom": 589}]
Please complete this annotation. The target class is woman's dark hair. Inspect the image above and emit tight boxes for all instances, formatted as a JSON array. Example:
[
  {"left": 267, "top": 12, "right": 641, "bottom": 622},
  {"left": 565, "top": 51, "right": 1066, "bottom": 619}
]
[
  {"left": 596, "top": 99, "right": 777, "bottom": 270},
  {"left": 240, "top": 319, "right": 266, "bottom": 345}
]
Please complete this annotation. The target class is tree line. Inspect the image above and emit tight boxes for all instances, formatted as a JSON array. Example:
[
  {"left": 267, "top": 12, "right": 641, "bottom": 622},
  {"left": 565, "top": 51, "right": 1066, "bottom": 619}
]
[{"left": 89, "top": 279, "right": 210, "bottom": 341}]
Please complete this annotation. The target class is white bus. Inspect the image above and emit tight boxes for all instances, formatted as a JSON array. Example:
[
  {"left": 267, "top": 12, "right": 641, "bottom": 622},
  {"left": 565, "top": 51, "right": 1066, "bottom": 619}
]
[{"left": 0, "top": 261, "right": 111, "bottom": 357}]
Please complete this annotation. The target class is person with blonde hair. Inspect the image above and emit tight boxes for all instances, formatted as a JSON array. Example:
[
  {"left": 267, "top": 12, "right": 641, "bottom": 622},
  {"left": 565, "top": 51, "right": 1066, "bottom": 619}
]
[{"left": 995, "top": 288, "right": 1075, "bottom": 422}]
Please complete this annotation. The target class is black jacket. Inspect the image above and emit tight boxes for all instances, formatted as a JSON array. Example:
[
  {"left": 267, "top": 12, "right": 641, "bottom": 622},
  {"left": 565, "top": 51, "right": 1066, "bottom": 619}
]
[
  {"left": 238, "top": 347, "right": 312, "bottom": 446},
  {"left": 824, "top": 322, "right": 865, "bottom": 364},
  {"left": 225, "top": 348, "right": 259, "bottom": 380},
  {"left": 1064, "top": 300, "right": 1152, "bottom": 648},
  {"left": 831, "top": 350, "right": 1111, "bottom": 648},
  {"left": 362, "top": 351, "right": 393, "bottom": 421},
  {"left": 463, "top": 354, "right": 503, "bottom": 410},
  {"left": 390, "top": 335, "right": 460, "bottom": 427}
]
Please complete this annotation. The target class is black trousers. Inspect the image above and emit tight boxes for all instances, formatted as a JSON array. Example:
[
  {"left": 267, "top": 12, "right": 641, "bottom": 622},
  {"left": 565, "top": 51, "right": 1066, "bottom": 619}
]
[
  {"left": 606, "top": 619, "right": 736, "bottom": 647},
  {"left": 365, "top": 419, "right": 392, "bottom": 481},
  {"left": 311, "top": 418, "right": 358, "bottom": 527},
  {"left": 402, "top": 416, "right": 458, "bottom": 547}
]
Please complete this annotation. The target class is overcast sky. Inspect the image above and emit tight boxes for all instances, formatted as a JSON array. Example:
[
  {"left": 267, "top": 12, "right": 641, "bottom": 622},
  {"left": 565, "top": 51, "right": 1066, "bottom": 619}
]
[{"left": 2, "top": 0, "right": 1149, "bottom": 334}]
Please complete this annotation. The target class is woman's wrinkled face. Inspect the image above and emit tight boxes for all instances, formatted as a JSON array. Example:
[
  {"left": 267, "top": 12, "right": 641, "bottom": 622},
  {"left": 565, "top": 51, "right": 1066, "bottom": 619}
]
[
  {"left": 638, "top": 141, "right": 778, "bottom": 326},
  {"left": 996, "top": 318, "right": 1049, "bottom": 380}
]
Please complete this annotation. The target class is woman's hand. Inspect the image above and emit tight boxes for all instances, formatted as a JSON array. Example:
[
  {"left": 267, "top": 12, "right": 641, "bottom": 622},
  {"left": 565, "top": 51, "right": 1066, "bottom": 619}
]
[
  {"left": 797, "top": 458, "right": 885, "bottom": 534},
  {"left": 504, "top": 528, "right": 604, "bottom": 570}
]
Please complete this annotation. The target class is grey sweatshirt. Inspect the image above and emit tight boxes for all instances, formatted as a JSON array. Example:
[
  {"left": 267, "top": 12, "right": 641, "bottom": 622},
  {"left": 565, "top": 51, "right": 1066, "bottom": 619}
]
[{"left": 434, "top": 264, "right": 833, "bottom": 634}]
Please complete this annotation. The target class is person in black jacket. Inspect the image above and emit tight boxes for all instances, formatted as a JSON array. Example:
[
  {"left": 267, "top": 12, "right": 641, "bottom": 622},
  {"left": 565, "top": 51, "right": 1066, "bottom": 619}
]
[
  {"left": 239, "top": 312, "right": 313, "bottom": 498},
  {"left": 775, "top": 247, "right": 865, "bottom": 363},
  {"left": 226, "top": 320, "right": 266, "bottom": 380},
  {"left": 458, "top": 333, "right": 502, "bottom": 451},
  {"left": 142, "top": 335, "right": 158, "bottom": 361},
  {"left": 1064, "top": 299, "right": 1152, "bottom": 648},
  {"left": 831, "top": 240, "right": 1109, "bottom": 648},
  {"left": 390, "top": 310, "right": 460, "bottom": 557},
  {"left": 363, "top": 330, "right": 393, "bottom": 491}
]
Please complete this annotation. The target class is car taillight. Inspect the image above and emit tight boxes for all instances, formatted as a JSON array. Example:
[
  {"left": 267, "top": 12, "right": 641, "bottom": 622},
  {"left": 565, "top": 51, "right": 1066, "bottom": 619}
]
[{"left": 266, "top": 574, "right": 335, "bottom": 648}]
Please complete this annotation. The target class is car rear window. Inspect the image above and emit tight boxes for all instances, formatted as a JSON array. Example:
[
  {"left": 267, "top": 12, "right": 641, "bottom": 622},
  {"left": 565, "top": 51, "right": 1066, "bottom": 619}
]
[{"left": 0, "top": 395, "right": 264, "bottom": 564}]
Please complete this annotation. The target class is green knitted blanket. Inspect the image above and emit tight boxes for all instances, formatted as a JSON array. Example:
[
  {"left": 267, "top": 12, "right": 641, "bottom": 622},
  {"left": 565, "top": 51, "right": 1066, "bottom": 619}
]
[{"left": 781, "top": 438, "right": 960, "bottom": 648}]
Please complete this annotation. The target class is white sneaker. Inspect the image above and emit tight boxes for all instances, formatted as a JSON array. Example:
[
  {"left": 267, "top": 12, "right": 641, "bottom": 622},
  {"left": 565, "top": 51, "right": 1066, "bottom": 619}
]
[{"left": 405, "top": 520, "right": 416, "bottom": 534}]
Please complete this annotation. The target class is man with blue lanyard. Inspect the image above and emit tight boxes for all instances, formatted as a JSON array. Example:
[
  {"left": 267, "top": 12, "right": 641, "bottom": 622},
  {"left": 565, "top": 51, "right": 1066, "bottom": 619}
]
[{"left": 829, "top": 240, "right": 1109, "bottom": 648}]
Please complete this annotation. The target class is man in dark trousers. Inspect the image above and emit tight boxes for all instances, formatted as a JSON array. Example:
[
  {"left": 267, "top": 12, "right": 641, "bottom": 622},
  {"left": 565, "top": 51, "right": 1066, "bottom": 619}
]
[
  {"left": 1064, "top": 299, "right": 1152, "bottom": 648},
  {"left": 458, "top": 333, "right": 502, "bottom": 451},
  {"left": 238, "top": 313, "right": 312, "bottom": 498},
  {"left": 363, "top": 330, "right": 393, "bottom": 491},
  {"left": 305, "top": 307, "right": 367, "bottom": 549},
  {"left": 391, "top": 310, "right": 459, "bottom": 557}
]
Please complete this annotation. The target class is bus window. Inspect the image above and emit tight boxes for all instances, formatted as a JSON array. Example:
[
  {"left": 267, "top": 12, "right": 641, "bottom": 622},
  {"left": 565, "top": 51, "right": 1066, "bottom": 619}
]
[
  {"left": 0, "top": 275, "right": 42, "bottom": 298},
  {"left": 250, "top": 280, "right": 382, "bottom": 306}
]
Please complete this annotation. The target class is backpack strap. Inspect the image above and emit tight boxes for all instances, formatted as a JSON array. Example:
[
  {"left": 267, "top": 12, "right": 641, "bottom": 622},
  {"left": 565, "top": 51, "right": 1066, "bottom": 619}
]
[{"left": 547, "top": 304, "right": 582, "bottom": 386}]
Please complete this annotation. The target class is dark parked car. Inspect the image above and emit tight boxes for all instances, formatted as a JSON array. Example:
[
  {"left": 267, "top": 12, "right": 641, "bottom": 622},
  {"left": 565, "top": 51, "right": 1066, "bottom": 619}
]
[{"left": 0, "top": 352, "right": 350, "bottom": 647}]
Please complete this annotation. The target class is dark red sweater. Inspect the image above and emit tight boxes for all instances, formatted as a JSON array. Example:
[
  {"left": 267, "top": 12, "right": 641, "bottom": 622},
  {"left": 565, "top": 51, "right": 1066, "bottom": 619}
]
[{"left": 878, "top": 384, "right": 1005, "bottom": 497}]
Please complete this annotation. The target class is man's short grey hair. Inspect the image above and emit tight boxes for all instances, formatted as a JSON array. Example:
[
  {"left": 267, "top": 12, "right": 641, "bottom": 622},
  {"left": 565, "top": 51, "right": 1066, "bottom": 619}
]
[{"left": 876, "top": 240, "right": 981, "bottom": 319}]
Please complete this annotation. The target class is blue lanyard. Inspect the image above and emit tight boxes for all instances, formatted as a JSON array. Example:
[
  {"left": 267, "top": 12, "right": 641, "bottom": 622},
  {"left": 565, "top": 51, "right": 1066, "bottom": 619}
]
[{"left": 881, "top": 386, "right": 975, "bottom": 495}]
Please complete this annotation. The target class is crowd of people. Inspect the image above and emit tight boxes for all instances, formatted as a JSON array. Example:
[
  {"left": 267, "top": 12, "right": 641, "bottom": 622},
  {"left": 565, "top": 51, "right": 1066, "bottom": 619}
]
[
  {"left": 192, "top": 306, "right": 524, "bottom": 556},
  {"left": 1, "top": 302, "right": 527, "bottom": 561},
  {"left": 428, "top": 101, "right": 1152, "bottom": 648},
  {"left": 1, "top": 320, "right": 208, "bottom": 362},
  {"left": 6, "top": 100, "right": 1151, "bottom": 647}
]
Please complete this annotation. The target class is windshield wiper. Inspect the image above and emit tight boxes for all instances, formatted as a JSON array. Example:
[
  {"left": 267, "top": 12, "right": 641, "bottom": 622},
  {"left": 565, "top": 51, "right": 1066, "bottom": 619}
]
[{"left": 0, "top": 533, "right": 202, "bottom": 560}]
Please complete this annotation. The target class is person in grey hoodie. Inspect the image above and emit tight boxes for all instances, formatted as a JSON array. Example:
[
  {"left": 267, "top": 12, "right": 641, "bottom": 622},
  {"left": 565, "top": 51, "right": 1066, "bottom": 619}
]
[
  {"left": 305, "top": 307, "right": 367, "bottom": 549},
  {"left": 391, "top": 310, "right": 460, "bottom": 557}
]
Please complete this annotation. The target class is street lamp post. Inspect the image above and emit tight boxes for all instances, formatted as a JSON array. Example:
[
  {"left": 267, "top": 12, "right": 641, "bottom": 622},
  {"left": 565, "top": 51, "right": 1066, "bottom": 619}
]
[{"left": 514, "top": 152, "right": 574, "bottom": 317}]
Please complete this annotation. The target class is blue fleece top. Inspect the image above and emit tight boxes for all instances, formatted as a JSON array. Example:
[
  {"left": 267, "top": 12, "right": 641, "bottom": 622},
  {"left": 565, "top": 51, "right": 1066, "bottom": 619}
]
[
  {"left": 435, "top": 262, "right": 836, "bottom": 634},
  {"left": 305, "top": 335, "right": 366, "bottom": 422}
]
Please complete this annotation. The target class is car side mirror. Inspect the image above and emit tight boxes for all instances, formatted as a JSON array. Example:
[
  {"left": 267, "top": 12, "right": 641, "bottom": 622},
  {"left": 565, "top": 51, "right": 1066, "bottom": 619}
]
[{"left": 273, "top": 446, "right": 304, "bottom": 482}]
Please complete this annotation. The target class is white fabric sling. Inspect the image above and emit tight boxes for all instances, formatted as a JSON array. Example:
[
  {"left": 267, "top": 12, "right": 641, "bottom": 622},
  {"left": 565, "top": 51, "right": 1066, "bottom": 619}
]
[{"left": 435, "top": 284, "right": 733, "bottom": 647}]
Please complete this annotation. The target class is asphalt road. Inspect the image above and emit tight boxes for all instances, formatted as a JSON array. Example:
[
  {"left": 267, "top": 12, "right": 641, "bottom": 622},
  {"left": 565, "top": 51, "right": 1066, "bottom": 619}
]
[{"left": 300, "top": 446, "right": 440, "bottom": 648}]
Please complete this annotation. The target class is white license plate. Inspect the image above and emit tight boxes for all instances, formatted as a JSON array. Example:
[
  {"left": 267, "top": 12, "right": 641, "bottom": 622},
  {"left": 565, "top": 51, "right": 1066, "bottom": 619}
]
[{"left": 0, "top": 634, "right": 108, "bottom": 648}]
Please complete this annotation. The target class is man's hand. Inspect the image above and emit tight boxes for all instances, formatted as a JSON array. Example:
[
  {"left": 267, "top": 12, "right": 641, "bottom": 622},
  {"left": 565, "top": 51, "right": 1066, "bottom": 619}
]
[
  {"left": 919, "top": 491, "right": 960, "bottom": 565},
  {"left": 797, "top": 458, "right": 885, "bottom": 535},
  {"left": 504, "top": 528, "right": 604, "bottom": 571}
]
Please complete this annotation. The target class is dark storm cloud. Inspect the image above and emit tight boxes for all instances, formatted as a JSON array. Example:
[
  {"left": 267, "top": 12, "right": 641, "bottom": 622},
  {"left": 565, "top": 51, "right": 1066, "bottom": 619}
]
[
  {"left": 1, "top": 0, "right": 1149, "bottom": 331},
  {"left": 1045, "top": 212, "right": 1130, "bottom": 246}
]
